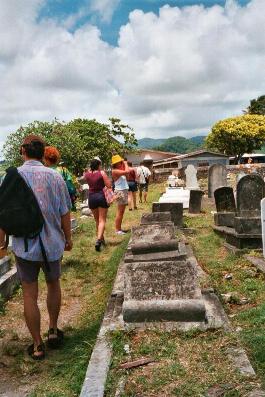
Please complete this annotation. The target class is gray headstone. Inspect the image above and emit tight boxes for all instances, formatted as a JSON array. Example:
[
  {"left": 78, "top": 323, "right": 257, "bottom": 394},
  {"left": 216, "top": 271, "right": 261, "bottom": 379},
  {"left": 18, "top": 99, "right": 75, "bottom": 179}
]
[
  {"left": 123, "top": 260, "right": 206, "bottom": 322},
  {"left": 152, "top": 202, "right": 183, "bottom": 227},
  {"left": 214, "top": 187, "right": 236, "bottom": 213},
  {"left": 189, "top": 190, "right": 203, "bottom": 214},
  {"left": 131, "top": 224, "right": 176, "bottom": 244},
  {"left": 141, "top": 212, "right": 172, "bottom": 225},
  {"left": 208, "top": 164, "right": 227, "bottom": 198},
  {"left": 237, "top": 174, "right": 265, "bottom": 217},
  {"left": 185, "top": 165, "right": 199, "bottom": 190}
]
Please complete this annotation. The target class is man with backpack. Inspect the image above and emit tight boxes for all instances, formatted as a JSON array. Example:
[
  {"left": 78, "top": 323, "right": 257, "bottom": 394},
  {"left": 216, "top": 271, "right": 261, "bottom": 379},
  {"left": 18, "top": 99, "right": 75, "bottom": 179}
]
[
  {"left": 136, "top": 161, "right": 151, "bottom": 204},
  {"left": 0, "top": 135, "right": 72, "bottom": 360}
]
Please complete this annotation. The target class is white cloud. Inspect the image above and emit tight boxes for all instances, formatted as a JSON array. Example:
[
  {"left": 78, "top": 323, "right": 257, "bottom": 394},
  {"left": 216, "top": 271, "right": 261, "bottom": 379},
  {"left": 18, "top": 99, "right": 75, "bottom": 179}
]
[
  {"left": 1, "top": 0, "right": 265, "bottom": 150},
  {"left": 89, "top": 0, "right": 121, "bottom": 23}
]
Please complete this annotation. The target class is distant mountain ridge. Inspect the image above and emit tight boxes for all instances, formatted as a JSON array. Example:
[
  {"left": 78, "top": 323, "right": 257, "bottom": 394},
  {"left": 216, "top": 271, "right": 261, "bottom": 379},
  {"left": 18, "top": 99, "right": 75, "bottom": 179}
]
[{"left": 137, "top": 136, "right": 206, "bottom": 154}]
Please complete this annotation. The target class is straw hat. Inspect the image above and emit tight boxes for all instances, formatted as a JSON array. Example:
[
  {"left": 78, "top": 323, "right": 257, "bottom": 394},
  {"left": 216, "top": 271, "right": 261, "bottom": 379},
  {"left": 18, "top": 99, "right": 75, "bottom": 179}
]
[{"left": 111, "top": 154, "right": 124, "bottom": 165}]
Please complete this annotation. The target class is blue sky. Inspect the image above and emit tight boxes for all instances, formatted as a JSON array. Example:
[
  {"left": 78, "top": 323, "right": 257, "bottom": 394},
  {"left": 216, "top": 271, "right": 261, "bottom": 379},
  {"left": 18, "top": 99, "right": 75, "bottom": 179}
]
[
  {"left": 40, "top": 0, "right": 250, "bottom": 45},
  {"left": 0, "top": 0, "right": 263, "bottom": 149}
]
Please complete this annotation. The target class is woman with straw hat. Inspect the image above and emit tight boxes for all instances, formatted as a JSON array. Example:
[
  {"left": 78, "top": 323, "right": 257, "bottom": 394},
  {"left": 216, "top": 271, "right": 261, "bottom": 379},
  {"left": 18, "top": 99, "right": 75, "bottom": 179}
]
[{"left": 111, "top": 155, "right": 129, "bottom": 235}]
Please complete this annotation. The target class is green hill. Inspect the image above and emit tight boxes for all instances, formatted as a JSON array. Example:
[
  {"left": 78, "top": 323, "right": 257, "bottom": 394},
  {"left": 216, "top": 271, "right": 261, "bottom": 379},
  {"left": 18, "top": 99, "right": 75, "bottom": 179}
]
[{"left": 137, "top": 136, "right": 206, "bottom": 154}]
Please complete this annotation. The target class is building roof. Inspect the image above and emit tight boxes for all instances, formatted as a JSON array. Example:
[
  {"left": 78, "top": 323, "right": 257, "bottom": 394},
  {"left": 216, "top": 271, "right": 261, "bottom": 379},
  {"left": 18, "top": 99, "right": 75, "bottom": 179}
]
[
  {"left": 153, "top": 149, "right": 228, "bottom": 166},
  {"left": 134, "top": 148, "right": 179, "bottom": 156}
]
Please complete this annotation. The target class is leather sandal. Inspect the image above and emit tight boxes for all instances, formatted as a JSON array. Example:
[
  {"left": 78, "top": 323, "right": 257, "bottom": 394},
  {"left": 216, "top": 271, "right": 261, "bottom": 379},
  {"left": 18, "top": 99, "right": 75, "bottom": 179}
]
[
  {"left": 47, "top": 328, "right": 64, "bottom": 349},
  {"left": 27, "top": 343, "right": 45, "bottom": 360}
]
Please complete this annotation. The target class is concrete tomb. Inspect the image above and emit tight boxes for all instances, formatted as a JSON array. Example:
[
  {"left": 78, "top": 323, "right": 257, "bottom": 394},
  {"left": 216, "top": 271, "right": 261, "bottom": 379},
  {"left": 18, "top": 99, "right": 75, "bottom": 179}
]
[
  {"left": 214, "top": 187, "right": 236, "bottom": 227},
  {"left": 123, "top": 260, "right": 206, "bottom": 322},
  {"left": 0, "top": 256, "right": 18, "bottom": 300},
  {"left": 189, "top": 190, "right": 203, "bottom": 214},
  {"left": 208, "top": 164, "right": 227, "bottom": 198},
  {"left": 159, "top": 188, "right": 190, "bottom": 209},
  {"left": 153, "top": 202, "right": 183, "bottom": 227},
  {"left": 185, "top": 164, "right": 199, "bottom": 190}
]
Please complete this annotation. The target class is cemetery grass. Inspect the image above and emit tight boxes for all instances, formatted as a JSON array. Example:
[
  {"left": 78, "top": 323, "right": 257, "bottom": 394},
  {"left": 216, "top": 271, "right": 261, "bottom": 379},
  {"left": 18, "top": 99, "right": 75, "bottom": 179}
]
[
  {"left": 105, "top": 199, "right": 265, "bottom": 396},
  {"left": 0, "top": 184, "right": 163, "bottom": 397}
]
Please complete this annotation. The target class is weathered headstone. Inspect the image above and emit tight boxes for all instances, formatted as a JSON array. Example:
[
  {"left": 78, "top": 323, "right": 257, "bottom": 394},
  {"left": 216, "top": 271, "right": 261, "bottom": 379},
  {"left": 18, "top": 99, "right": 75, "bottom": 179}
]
[
  {"left": 131, "top": 223, "right": 176, "bottom": 243},
  {"left": 214, "top": 186, "right": 236, "bottom": 227},
  {"left": 153, "top": 202, "right": 183, "bottom": 227},
  {"left": 0, "top": 256, "right": 18, "bottom": 300},
  {"left": 189, "top": 190, "right": 203, "bottom": 214},
  {"left": 141, "top": 212, "right": 172, "bottom": 225},
  {"left": 185, "top": 165, "right": 199, "bottom": 190},
  {"left": 123, "top": 260, "right": 206, "bottom": 322},
  {"left": 234, "top": 174, "right": 265, "bottom": 235},
  {"left": 208, "top": 164, "right": 227, "bottom": 198}
]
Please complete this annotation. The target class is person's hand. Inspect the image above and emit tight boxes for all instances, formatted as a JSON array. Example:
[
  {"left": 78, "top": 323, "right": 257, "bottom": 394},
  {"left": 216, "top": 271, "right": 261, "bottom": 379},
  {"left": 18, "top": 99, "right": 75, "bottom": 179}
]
[{"left": 65, "top": 239, "right": 73, "bottom": 251}]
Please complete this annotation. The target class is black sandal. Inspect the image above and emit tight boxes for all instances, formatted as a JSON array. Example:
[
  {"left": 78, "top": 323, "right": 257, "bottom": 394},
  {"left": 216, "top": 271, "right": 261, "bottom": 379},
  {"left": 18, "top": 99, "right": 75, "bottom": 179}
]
[
  {"left": 27, "top": 343, "right": 45, "bottom": 361},
  {"left": 47, "top": 328, "right": 64, "bottom": 349}
]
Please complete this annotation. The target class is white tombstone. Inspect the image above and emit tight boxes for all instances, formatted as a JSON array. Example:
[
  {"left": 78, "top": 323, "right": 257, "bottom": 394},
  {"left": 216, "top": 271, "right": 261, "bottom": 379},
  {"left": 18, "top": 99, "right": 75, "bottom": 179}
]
[
  {"left": 261, "top": 198, "right": 265, "bottom": 258},
  {"left": 167, "top": 175, "right": 176, "bottom": 187},
  {"left": 185, "top": 165, "right": 199, "bottom": 190},
  {"left": 159, "top": 187, "right": 190, "bottom": 208}
]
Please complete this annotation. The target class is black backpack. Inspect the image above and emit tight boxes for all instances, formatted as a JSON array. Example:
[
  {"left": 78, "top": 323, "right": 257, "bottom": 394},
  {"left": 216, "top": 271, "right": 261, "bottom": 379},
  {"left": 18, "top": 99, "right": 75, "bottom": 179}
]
[{"left": 0, "top": 167, "right": 48, "bottom": 267}]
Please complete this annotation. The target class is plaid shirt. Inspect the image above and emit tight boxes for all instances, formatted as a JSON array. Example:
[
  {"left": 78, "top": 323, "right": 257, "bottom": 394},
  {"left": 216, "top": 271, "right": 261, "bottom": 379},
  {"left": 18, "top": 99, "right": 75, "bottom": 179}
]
[{"left": 12, "top": 160, "right": 71, "bottom": 261}]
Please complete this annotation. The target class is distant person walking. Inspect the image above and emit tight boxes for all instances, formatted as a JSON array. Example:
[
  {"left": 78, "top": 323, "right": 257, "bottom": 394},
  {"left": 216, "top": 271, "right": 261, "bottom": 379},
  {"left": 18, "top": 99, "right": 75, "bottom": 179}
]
[
  {"left": 0, "top": 135, "right": 72, "bottom": 360},
  {"left": 112, "top": 155, "right": 129, "bottom": 235},
  {"left": 84, "top": 158, "right": 112, "bottom": 251},
  {"left": 44, "top": 146, "right": 78, "bottom": 211},
  {"left": 127, "top": 161, "right": 138, "bottom": 211},
  {"left": 137, "top": 162, "right": 151, "bottom": 203}
]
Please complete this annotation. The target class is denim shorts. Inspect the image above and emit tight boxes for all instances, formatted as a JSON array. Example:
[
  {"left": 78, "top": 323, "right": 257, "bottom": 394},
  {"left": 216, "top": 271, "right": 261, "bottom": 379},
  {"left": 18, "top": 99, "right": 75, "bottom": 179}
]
[{"left": 15, "top": 256, "right": 61, "bottom": 283}]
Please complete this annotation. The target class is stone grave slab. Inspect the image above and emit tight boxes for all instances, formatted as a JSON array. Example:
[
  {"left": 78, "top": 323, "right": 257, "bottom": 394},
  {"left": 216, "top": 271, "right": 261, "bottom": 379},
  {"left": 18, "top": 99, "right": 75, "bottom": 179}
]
[
  {"left": 185, "top": 164, "right": 199, "bottom": 190},
  {"left": 153, "top": 202, "right": 183, "bottom": 227},
  {"left": 0, "top": 255, "right": 11, "bottom": 277},
  {"left": 189, "top": 190, "right": 203, "bottom": 214},
  {"left": 159, "top": 188, "right": 190, "bottom": 209},
  {"left": 123, "top": 260, "right": 206, "bottom": 322},
  {"left": 214, "top": 186, "right": 236, "bottom": 227},
  {"left": 141, "top": 212, "right": 172, "bottom": 225},
  {"left": 131, "top": 239, "right": 178, "bottom": 255},
  {"left": 131, "top": 223, "right": 176, "bottom": 244},
  {"left": 208, "top": 164, "right": 227, "bottom": 198}
]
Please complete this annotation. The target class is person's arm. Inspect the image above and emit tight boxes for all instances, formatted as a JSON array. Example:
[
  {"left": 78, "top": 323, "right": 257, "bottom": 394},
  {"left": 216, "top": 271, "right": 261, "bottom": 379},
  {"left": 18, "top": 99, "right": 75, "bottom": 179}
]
[
  {"left": 61, "top": 211, "right": 73, "bottom": 251},
  {"left": 101, "top": 171, "right": 112, "bottom": 188},
  {"left": 112, "top": 161, "right": 130, "bottom": 180}
]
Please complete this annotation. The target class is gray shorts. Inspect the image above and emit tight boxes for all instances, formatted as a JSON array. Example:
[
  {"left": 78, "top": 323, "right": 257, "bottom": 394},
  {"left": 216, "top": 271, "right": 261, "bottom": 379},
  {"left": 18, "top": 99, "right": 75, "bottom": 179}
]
[{"left": 15, "top": 256, "right": 61, "bottom": 283}]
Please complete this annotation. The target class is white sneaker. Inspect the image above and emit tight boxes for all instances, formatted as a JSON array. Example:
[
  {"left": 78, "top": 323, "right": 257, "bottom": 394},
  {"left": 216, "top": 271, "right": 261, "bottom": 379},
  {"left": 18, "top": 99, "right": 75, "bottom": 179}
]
[{"left": 116, "top": 230, "right": 126, "bottom": 235}]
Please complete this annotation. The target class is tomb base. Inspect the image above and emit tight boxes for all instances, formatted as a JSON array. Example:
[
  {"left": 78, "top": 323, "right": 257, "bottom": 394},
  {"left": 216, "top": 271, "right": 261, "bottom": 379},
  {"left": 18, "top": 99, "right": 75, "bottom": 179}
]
[
  {"left": 123, "top": 299, "right": 206, "bottom": 322},
  {"left": 213, "top": 225, "right": 262, "bottom": 250},
  {"left": 214, "top": 212, "right": 235, "bottom": 228},
  {"left": 234, "top": 217, "right": 261, "bottom": 235}
]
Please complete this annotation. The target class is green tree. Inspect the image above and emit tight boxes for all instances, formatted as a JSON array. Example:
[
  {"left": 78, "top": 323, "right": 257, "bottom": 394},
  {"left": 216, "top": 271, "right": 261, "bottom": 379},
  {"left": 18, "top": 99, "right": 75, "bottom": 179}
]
[
  {"left": 206, "top": 114, "right": 265, "bottom": 163},
  {"left": 3, "top": 118, "right": 137, "bottom": 174},
  {"left": 245, "top": 95, "right": 265, "bottom": 116},
  {"left": 153, "top": 136, "right": 205, "bottom": 154}
]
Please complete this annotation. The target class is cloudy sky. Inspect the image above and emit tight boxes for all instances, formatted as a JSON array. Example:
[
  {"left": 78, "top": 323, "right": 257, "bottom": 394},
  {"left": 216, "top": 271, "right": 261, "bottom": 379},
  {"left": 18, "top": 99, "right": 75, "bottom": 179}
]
[{"left": 0, "top": 0, "right": 264, "bottom": 151}]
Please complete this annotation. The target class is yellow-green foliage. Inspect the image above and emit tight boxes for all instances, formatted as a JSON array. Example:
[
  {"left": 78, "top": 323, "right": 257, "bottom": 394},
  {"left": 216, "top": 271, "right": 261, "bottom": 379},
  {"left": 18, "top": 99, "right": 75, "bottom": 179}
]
[{"left": 206, "top": 114, "right": 265, "bottom": 159}]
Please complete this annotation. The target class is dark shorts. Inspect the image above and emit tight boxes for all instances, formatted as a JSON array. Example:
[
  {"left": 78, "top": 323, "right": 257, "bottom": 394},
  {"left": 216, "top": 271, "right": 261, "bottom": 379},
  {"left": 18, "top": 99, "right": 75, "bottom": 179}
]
[
  {"left": 139, "top": 183, "right": 149, "bottom": 192},
  {"left": 89, "top": 192, "right": 109, "bottom": 209},
  {"left": 128, "top": 181, "right": 138, "bottom": 192},
  {"left": 15, "top": 256, "right": 61, "bottom": 283}
]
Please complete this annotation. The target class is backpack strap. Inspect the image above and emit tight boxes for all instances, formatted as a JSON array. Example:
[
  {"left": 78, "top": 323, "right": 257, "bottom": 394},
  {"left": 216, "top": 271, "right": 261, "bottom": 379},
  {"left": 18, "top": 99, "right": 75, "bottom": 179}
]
[{"left": 39, "top": 235, "right": 50, "bottom": 272}]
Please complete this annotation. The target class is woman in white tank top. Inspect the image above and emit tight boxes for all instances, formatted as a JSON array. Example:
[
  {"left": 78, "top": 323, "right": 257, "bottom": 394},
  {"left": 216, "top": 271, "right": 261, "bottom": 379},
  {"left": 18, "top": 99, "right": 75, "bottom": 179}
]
[{"left": 112, "top": 155, "right": 129, "bottom": 235}]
